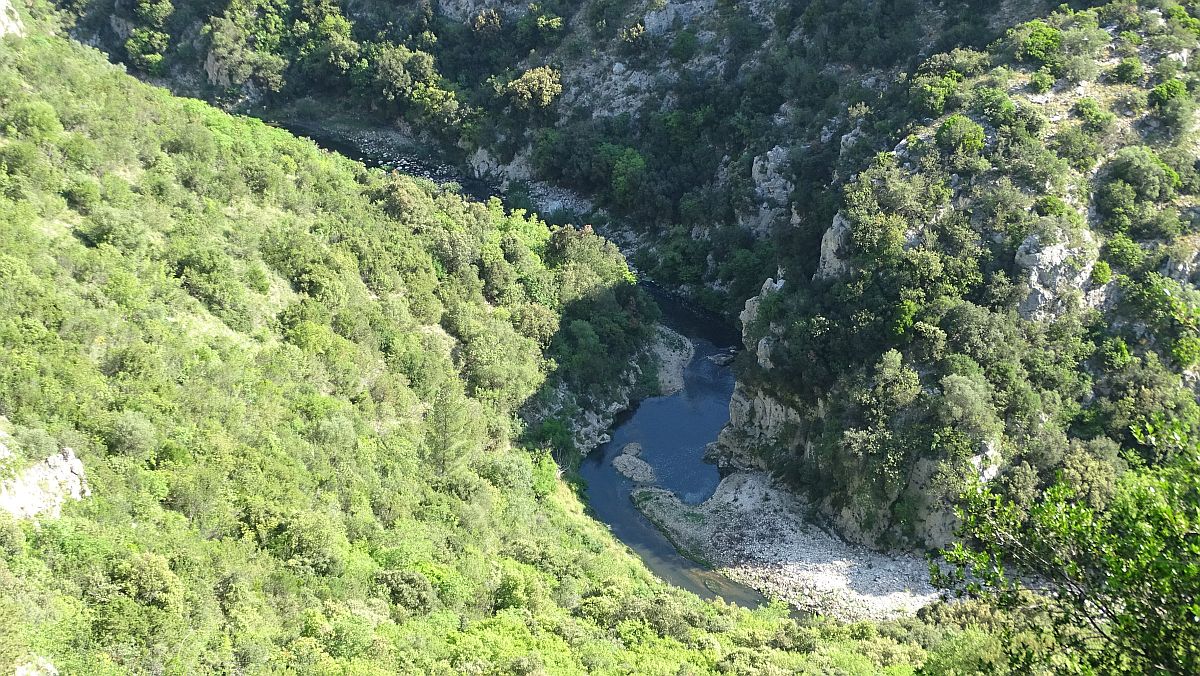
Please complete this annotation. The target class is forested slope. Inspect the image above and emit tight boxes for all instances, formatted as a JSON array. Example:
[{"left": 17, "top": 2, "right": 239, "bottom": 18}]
[
  {"left": 726, "top": 1, "right": 1200, "bottom": 548},
  {"left": 4, "top": 0, "right": 1200, "bottom": 671},
  {"left": 0, "top": 27, "right": 990, "bottom": 674}
]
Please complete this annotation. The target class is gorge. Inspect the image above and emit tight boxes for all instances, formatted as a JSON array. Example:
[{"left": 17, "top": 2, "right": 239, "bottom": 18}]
[{"left": 3, "top": 0, "right": 1200, "bottom": 672}]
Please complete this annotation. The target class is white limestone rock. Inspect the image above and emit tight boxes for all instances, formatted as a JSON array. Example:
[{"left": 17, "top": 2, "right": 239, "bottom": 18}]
[
  {"left": 1015, "top": 229, "right": 1098, "bottom": 321},
  {"left": 0, "top": 0, "right": 24, "bottom": 37},
  {"left": 644, "top": 0, "right": 716, "bottom": 36},
  {"left": 739, "top": 145, "right": 794, "bottom": 237},
  {"left": 0, "top": 428, "right": 90, "bottom": 520},
  {"left": 814, "top": 212, "right": 853, "bottom": 281}
]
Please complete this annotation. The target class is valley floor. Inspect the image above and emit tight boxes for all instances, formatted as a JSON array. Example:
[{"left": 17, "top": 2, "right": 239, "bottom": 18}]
[{"left": 636, "top": 471, "right": 939, "bottom": 621}]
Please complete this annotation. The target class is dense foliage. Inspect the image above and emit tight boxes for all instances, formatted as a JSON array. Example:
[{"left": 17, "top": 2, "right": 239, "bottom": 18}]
[
  {"left": 938, "top": 444, "right": 1200, "bottom": 673},
  {"left": 728, "top": 1, "right": 1200, "bottom": 554},
  {"left": 11, "top": 0, "right": 1200, "bottom": 670},
  {"left": 0, "top": 19, "right": 1036, "bottom": 673}
]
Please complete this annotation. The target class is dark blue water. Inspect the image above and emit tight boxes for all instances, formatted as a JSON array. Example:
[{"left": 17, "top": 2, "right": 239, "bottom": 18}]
[{"left": 579, "top": 292, "right": 766, "bottom": 607}]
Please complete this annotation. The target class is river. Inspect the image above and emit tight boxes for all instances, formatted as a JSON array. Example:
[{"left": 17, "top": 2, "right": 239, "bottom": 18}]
[
  {"left": 281, "top": 123, "right": 766, "bottom": 608},
  {"left": 579, "top": 289, "right": 767, "bottom": 607}
]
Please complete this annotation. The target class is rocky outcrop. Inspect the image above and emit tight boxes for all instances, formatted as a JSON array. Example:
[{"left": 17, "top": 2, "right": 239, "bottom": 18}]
[
  {"left": 1164, "top": 243, "right": 1200, "bottom": 285},
  {"left": 715, "top": 381, "right": 803, "bottom": 470},
  {"left": 1015, "top": 229, "right": 1099, "bottom": 320},
  {"left": 613, "top": 443, "right": 657, "bottom": 482},
  {"left": 527, "top": 323, "right": 689, "bottom": 455},
  {"left": 738, "top": 274, "right": 785, "bottom": 370},
  {"left": 644, "top": 0, "right": 716, "bottom": 36},
  {"left": 14, "top": 657, "right": 58, "bottom": 676},
  {"left": 435, "top": 0, "right": 528, "bottom": 23},
  {"left": 738, "top": 145, "right": 795, "bottom": 237},
  {"left": 718, "top": 274, "right": 799, "bottom": 468},
  {"left": 0, "top": 429, "right": 90, "bottom": 520},
  {"left": 0, "top": 0, "right": 23, "bottom": 38},
  {"left": 203, "top": 49, "right": 234, "bottom": 89},
  {"left": 466, "top": 146, "right": 533, "bottom": 189},
  {"left": 651, "top": 325, "right": 695, "bottom": 396},
  {"left": 814, "top": 211, "right": 853, "bottom": 281}
]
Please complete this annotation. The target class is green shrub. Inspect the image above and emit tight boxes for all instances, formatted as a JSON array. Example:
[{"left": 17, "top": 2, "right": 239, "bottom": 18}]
[
  {"left": 670, "top": 30, "right": 699, "bottom": 61},
  {"left": 377, "top": 569, "right": 437, "bottom": 613},
  {"left": 1104, "top": 233, "right": 1145, "bottom": 270},
  {"left": 1029, "top": 68, "right": 1055, "bottom": 93},
  {"left": 936, "top": 114, "right": 986, "bottom": 155},
  {"left": 1150, "top": 79, "right": 1188, "bottom": 109},
  {"left": 1015, "top": 20, "right": 1064, "bottom": 68},
  {"left": 2, "top": 100, "right": 64, "bottom": 141},
  {"left": 1074, "top": 98, "right": 1115, "bottom": 132},
  {"left": 1114, "top": 57, "right": 1144, "bottom": 83}
]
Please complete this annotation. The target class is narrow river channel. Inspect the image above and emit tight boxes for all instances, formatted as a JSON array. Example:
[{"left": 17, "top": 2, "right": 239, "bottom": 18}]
[
  {"left": 283, "top": 123, "right": 766, "bottom": 608},
  {"left": 579, "top": 289, "right": 767, "bottom": 607}
]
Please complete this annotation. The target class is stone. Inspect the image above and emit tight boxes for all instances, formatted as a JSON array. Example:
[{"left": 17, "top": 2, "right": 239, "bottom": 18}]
[
  {"left": 0, "top": 428, "right": 91, "bottom": 520},
  {"left": 613, "top": 453, "right": 656, "bottom": 483},
  {"left": 644, "top": 0, "right": 716, "bottom": 36},
  {"left": 738, "top": 145, "right": 794, "bottom": 237},
  {"left": 814, "top": 212, "right": 853, "bottom": 281},
  {"left": 1015, "top": 229, "right": 1097, "bottom": 320},
  {"left": 738, "top": 275, "right": 784, "bottom": 332},
  {"left": 0, "top": 0, "right": 23, "bottom": 37}
]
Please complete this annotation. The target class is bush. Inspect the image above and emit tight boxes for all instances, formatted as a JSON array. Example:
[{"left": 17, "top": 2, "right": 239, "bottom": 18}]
[
  {"left": 2, "top": 101, "right": 64, "bottom": 141},
  {"left": 1150, "top": 79, "right": 1188, "bottom": 109},
  {"left": 1015, "top": 20, "right": 1063, "bottom": 68},
  {"left": 377, "top": 569, "right": 437, "bottom": 613},
  {"left": 1073, "top": 98, "right": 1115, "bottom": 132},
  {"left": 1114, "top": 57, "right": 1144, "bottom": 83},
  {"left": 670, "top": 30, "right": 699, "bottom": 61},
  {"left": 1108, "top": 146, "right": 1181, "bottom": 202},
  {"left": 1053, "top": 126, "right": 1100, "bottom": 171},
  {"left": 279, "top": 511, "right": 348, "bottom": 575},
  {"left": 936, "top": 114, "right": 986, "bottom": 155},
  {"left": 1030, "top": 68, "right": 1055, "bottom": 93},
  {"left": 1104, "top": 233, "right": 1145, "bottom": 270},
  {"left": 106, "top": 410, "right": 160, "bottom": 460},
  {"left": 503, "top": 67, "right": 563, "bottom": 109},
  {"left": 115, "top": 552, "right": 184, "bottom": 610}
]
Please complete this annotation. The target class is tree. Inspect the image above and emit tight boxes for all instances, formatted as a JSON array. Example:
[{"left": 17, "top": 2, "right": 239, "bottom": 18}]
[
  {"left": 1014, "top": 20, "right": 1063, "bottom": 69},
  {"left": 1150, "top": 79, "right": 1188, "bottom": 109},
  {"left": 938, "top": 446, "right": 1200, "bottom": 673},
  {"left": 423, "top": 385, "right": 480, "bottom": 475},
  {"left": 1114, "top": 57, "right": 1143, "bottom": 83},
  {"left": 125, "top": 28, "right": 170, "bottom": 74},
  {"left": 503, "top": 66, "right": 562, "bottom": 109}
]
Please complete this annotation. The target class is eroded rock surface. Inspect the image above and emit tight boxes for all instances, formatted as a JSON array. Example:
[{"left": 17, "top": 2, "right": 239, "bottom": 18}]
[
  {"left": 1015, "top": 229, "right": 1099, "bottom": 320},
  {"left": 652, "top": 325, "right": 695, "bottom": 396},
  {"left": 0, "top": 429, "right": 90, "bottom": 520},
  {"left": 0, "top": 0, "right": 24, "bottom": 37}
]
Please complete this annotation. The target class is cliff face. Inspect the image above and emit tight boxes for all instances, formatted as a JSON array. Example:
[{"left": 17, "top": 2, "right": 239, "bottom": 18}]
[
  {"left": 0, "top": 426, "right": 90, "bottom": 521},
  {"left": 719, "top": 264, "right": 1005, "bottom": 550},
  {"left": 0, "top": 0, "right": 24, "bottom": 37}
]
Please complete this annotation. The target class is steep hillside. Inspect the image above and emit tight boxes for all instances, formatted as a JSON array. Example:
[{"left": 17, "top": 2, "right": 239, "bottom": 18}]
[
  {"left": 724, "top": 2, "right": 1200, "bottom": 550},
  {"left": 0, "top": 27, "right": 1002, "bottom": 675},
  {"left": 46, "top": 0, "right": 1074, "bottom": 306},
  {"left": 6, "top": 0, "right": 1200, "bottom": 670}
]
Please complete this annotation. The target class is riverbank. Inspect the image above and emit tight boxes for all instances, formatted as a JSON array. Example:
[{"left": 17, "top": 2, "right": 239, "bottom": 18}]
[{"left": 635, "top": 471, "right": 939, "bottom": 621}]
